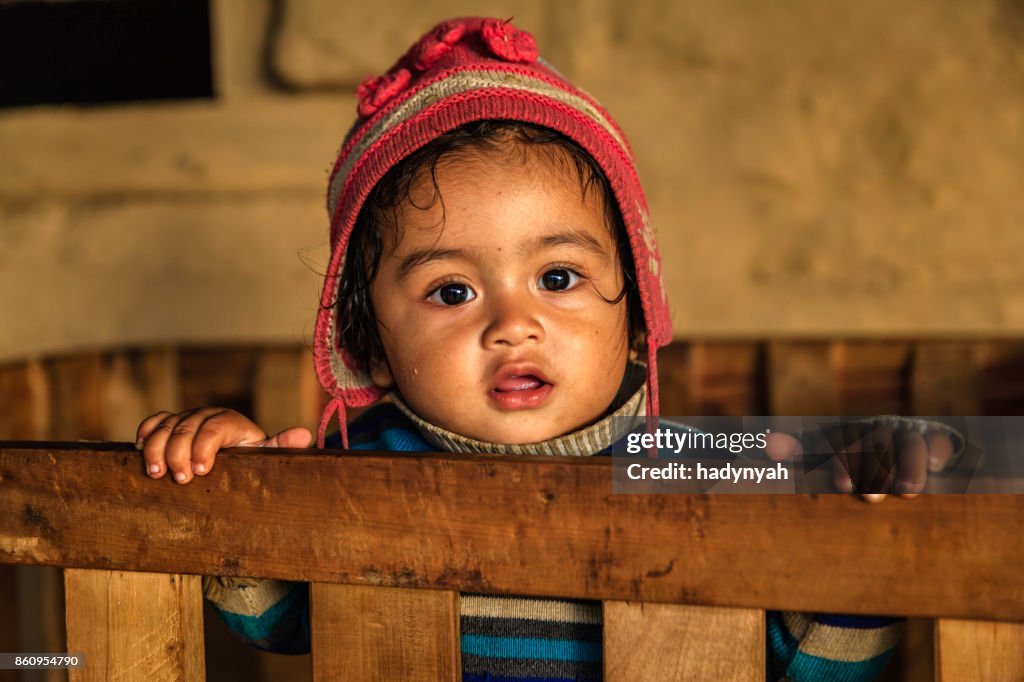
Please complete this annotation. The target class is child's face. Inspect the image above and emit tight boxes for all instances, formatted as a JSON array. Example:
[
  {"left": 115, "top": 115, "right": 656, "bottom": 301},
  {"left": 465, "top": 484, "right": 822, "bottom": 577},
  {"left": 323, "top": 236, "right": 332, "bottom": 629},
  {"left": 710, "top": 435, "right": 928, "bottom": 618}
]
[{"left": 368, "top": 145, "right": 631, "bottom": 444}]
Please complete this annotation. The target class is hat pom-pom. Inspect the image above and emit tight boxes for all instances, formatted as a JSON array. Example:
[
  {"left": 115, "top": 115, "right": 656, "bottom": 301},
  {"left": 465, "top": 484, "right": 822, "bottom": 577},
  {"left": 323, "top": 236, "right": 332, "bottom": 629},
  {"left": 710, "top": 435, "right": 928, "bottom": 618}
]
[
  {"left": 481, "top": 18, "right": 538, "bottom": 64},
  {"left": 356, "top": 67, "right": 412, "bottom": 118},
  {"left": 411, "top": 19, "right": 468, "bottom": 71}
]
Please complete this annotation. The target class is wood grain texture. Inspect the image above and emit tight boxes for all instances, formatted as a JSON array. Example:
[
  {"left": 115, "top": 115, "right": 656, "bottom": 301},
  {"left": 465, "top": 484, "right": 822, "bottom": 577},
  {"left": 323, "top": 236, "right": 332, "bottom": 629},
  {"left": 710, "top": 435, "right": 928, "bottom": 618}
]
[
  {"left": 911, "top": 343, "right": 980, "bottom": 416},
  {"left": 65, "top": 569, "right": 204, "bottom": 682},
  {"left": 311, "top": 584, "right": 459, "bottom": 682},
  {"left": 100, "top": 350, "right": 183, "bottom": 442},
  {"left": 47, "top": 355, "right": 106, "bottom": 441},
  {"left": 0, "top": 564, "right": 18, "bottom": 682},
  {"left": 768, "top": 342, "right": 835, "bottom": 415},
  {"left": 2, "top": 442, "right": 1021, "bottom": 621},
  {"left": 688, "top": 342, "right": 765, "bottom": 416},
  {"left": 935, "top": 618, "right": 1024, "bottom": 682},
  {"left": 254, "top": 347, "right": 321, "bottom": 435},
  {"left": 0, "top": 360, "right": 49, "bottom": 440},
  {"left": 831, "top": 341, "right": 911, "bottom": 416},
  {"left": 604, "top": 602, "right": 763, "bottom": 681},
  {"left": 0, "top": 361, "right": 51, "bottom": 681},
  {"left": 178, "top": 347, "right": 260, "bottom": 417},
  {"left": 876, "top": 618, "right": 935, "bottom": 682},
  {"left": 17, "top": 566, "right": 68, "bottom": 682},
  {"left": 655, "top": 343, "right": 692, "bottom": 416},
  {"left": 977, "top": 341, "right": 1024, "bottom": 416}
]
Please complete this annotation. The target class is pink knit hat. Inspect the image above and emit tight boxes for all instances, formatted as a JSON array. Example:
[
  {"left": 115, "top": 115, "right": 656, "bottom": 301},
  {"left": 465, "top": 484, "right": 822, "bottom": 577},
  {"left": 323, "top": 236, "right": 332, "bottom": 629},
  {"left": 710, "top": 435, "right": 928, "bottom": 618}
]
[{"left": 314, "top": 17, "right": 672, "bottom": 447}]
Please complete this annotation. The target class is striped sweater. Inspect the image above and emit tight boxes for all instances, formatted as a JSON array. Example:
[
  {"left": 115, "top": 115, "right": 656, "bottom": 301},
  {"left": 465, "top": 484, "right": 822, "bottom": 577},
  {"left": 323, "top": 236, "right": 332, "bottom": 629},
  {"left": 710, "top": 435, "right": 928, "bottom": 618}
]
[{"left": 203, "top": 399, "right": 904, "bottom": 681}]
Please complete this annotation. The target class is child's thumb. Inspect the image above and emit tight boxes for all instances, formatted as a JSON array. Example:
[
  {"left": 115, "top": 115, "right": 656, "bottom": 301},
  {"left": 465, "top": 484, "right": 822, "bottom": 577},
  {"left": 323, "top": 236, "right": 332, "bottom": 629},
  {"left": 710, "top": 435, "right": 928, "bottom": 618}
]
[
  {"left": 764, "top": 432, "right": 802, "bottom": 462},
  {"left": 263, "top": 427, "right": 314, "bottom": 449}
]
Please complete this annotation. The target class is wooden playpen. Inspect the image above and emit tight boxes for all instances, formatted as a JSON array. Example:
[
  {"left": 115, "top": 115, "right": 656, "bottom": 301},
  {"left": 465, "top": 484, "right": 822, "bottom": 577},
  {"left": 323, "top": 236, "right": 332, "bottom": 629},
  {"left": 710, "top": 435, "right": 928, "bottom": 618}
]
[{"left": 1, "top": 341, "right": 1022, "bottom": 681}]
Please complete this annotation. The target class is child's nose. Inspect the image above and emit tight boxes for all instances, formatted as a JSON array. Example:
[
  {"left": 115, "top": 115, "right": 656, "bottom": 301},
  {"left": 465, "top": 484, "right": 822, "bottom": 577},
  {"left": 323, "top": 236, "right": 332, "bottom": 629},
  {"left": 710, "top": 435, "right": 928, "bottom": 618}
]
[{"left": 482, "top": 292, "right": 544, "bottom": 348}]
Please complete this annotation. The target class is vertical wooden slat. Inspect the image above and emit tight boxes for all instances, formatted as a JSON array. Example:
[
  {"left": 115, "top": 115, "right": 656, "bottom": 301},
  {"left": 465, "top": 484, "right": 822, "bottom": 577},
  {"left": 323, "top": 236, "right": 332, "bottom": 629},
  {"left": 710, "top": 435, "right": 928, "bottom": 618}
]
[
  {"left": 768, "top": 341, "right": 834, "bottom": 415},
  {"left": 65, "top": 570, "right": 205, "bottom": 682},
  {"left": 0, "top": 360, "right": 51, "bottom": 681},
  {"left": 248, "top": 349, "right": 322, "bottom": 682},
  {"left": 0, "top": 359, "right": 50, "bottom": 440},
  {"left": 96, "top": 347, "right": 182, "bottom": 442},
  {"left": 831, "top": 341, "right": 911, "bottom": 416},
  {"left": 16, "top": 566, "right": 68, "bottom": 682},
  {"left": 0, "top": 360, "right": 61, "bottom": 681},
  {"left": 178, "top": 347, "right": 259, "bottom": 415},
  {"left": 689, "top": 342, "right": 764, "bottom": 416},
  {"left": 876, "top": 618, "right": 935, "bottom": 682},
  {"left": 39, "top": 354, "right": 105, "bottom": 682},
  {"left": 935, "top": 618, "right": 1024, "bottom": 682},
  {"left": 604, "top": 602, "right": 764, "bottom": 681},
  {"left": 48, "top": 354, "right": 107, "bottom": 440},
  {"left": 254, "top": 347, "right": 321, "bottom": 435},
  {"left": 910, "top": 342, "right": 979, "bottom": 416},
  {"left": 311, "top": 584, "right": 460, "bottom": 682},
  {"left": 253, "top": 348, "right": 316, "bottom": 681},
  {"left": 140, "top": 347, "right": 182, "bottom": 415},
  {"left": 976, "top": 341, "right": 1024, "bottom": 415},
  {"left": 100, "top": 352, "right": 149, "bottom": 442},
  {"left": 656, "top": 343, "right": 692, "bottom": 415},
  {"left": 0, "top": 562, "right": 19, "bottom": 682}
]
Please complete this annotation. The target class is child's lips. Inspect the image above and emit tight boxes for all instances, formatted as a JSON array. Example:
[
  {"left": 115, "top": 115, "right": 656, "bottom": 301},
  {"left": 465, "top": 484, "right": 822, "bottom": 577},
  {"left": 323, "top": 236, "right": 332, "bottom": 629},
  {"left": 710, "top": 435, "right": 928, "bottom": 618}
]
[
  {"left": 495, "top": 375, "right": 544, "bottom": 392},
  {"left": 489, "top": 366, "right": 554, "bottom": 410}
]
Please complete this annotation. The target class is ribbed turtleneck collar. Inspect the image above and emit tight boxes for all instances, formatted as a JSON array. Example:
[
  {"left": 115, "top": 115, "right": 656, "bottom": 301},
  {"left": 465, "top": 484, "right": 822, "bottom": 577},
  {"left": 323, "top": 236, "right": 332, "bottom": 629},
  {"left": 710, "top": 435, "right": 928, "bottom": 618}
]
[{"left": 390, "top": 363, "right": 647, "bottom": 456}]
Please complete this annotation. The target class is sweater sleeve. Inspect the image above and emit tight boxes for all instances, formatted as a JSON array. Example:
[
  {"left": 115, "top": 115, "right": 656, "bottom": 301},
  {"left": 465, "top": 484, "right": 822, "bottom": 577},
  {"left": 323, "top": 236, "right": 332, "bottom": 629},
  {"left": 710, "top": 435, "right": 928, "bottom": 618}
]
[
  {"left": 768, "top": 611, "right": 904, "bottom": 681},
  {"left": 203, "top": 576, "right": 310, "bottom": 654},
  {"left": 768, "top": 417, "right": 938, "bottom": 680},
  {"left": 201, "top": 403, "right": 428, "bottom": 654}
]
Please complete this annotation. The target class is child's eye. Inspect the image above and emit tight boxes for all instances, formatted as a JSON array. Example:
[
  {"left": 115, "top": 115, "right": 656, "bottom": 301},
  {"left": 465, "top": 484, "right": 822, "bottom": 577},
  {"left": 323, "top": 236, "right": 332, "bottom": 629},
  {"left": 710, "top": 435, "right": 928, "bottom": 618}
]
[
  {"left": 538, "top": 268, "right": 582, "bottom": 291},
  {"left": 427, "top": 282, "right": 476, "bottom": 306}
]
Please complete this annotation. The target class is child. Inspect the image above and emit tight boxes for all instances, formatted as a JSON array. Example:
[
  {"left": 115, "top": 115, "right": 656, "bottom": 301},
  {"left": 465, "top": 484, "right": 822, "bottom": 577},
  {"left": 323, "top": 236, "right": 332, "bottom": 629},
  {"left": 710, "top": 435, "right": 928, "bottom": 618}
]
[{"left": 137, "top": 17, "right": 960, "bottom": 681}]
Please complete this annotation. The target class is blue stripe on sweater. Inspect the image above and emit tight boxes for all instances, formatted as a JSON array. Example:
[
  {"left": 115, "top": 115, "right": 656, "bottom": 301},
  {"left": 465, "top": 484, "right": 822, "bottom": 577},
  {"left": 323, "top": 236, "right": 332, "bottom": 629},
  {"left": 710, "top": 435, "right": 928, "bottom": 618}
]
[
  {"left": 767, "top": 611, "right": 799, "bottom": 664},
  {"left": 787, "top": 649, "right": 895, "bottom": 682},
  {"left": 215, "top": 583, "right": 310, "bottom": 654},
  {"left": 461, "top": 635, "right": 601, "bottom": 662},
  {"left": 462, "top": 671, "right": 589, "bottom": 675},
  {"left": 812, "top": 613, "right": 903, "bottom": 629},
  {"left": 351, "top": 425, "right": 432, "bottom": 452}
]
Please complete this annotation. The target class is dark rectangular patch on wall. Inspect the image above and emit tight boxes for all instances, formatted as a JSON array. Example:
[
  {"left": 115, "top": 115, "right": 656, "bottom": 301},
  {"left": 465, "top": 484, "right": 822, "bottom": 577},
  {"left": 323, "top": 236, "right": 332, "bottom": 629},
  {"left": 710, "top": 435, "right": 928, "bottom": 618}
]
[{"left": 0, "top": 0, "right": 213, "bottom": 108}]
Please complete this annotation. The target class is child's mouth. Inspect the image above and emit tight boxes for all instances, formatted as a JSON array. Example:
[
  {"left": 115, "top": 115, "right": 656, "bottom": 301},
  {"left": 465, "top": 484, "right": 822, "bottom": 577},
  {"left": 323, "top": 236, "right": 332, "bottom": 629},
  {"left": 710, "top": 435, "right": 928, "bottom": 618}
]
[{"left": 490, "top": 373, "right": 553, "bottom": 410}]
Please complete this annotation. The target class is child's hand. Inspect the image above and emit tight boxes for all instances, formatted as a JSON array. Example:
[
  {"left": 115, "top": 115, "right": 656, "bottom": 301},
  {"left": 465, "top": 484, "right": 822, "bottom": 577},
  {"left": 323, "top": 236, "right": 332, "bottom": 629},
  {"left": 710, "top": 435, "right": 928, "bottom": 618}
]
[
  {"left": 763, "top": 424, "right": 956, "bottom": 503},
  {"left": 135, "top": 408, "right": 313, "bottom": 484}
]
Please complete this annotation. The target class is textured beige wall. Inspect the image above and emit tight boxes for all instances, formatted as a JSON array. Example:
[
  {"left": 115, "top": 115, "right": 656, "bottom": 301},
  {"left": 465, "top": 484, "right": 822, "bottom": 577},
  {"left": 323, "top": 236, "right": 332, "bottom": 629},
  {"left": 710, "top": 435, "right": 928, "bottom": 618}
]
[{"left": 2, "top": 0, "right": 1022, "bottom": 362}]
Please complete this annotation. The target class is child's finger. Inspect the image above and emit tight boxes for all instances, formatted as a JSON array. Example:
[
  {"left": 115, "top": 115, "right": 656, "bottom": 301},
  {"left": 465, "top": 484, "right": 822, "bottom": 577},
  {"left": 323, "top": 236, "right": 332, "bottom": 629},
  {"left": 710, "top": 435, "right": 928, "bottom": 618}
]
[
  {"left": 835, "top": 423, "right": 864, "bottom": 493},
  {"left": 136, "top": 410, "right": 174, "bottom": 448},
  {"left": 831, "top": 456, "right": 854, "bottom": 493},
  {"left": 926, "top": 432, "right": 955, "bottom": 472},
  {"left": 162, "top": 408, "right": 222, "bottom": 484},
  {"left": 893, "top": 430, "right": 928, "bottom": 497},
  {"left": 185, "top": 409, "right": 233, "bottom": 473},
  {"left": 141, "top": 411, "right": 186, "bottom": 478},
  {"left": 263, "top": 427, "right": 314, "bottom": 449},
  {"left": 763, "top": 432, "right": 801, "bottom": 462},
  {"left": 859, "top": 425, "right": 895, "bottom": 494},
  {"left": 187, "top": 409, "right": 256, "bottom": 476}
]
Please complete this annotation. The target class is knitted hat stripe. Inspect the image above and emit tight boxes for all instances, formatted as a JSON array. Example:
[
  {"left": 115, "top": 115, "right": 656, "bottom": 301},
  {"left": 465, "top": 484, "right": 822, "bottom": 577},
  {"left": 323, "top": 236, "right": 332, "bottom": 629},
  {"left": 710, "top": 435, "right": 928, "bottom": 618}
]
[{"left": 327, "top": 69, "right": 630, "bottom": 219}]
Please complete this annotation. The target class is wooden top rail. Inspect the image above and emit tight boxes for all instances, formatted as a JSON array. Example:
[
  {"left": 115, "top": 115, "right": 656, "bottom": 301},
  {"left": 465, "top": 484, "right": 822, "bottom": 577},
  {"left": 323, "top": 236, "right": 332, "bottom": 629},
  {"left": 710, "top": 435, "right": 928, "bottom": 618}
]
[{"left": 1, "top": 441, "right": 1022, "bottom": 622}]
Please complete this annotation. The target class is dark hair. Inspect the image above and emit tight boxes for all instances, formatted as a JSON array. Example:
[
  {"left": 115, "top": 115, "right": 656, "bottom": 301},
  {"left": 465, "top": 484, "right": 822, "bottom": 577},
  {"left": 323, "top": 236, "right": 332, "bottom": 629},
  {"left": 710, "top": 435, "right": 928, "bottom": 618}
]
[{"left": 335, "top": 119, "right": 644, "bottom": 372}]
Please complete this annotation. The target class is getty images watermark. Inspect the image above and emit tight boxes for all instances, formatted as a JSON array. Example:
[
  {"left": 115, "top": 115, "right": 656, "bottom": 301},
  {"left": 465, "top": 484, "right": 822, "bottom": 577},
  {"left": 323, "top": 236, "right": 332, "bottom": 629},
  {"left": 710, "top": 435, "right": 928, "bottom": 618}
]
[{"left": 610, "top": 416, "right": 1024, "bottom": 494}]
